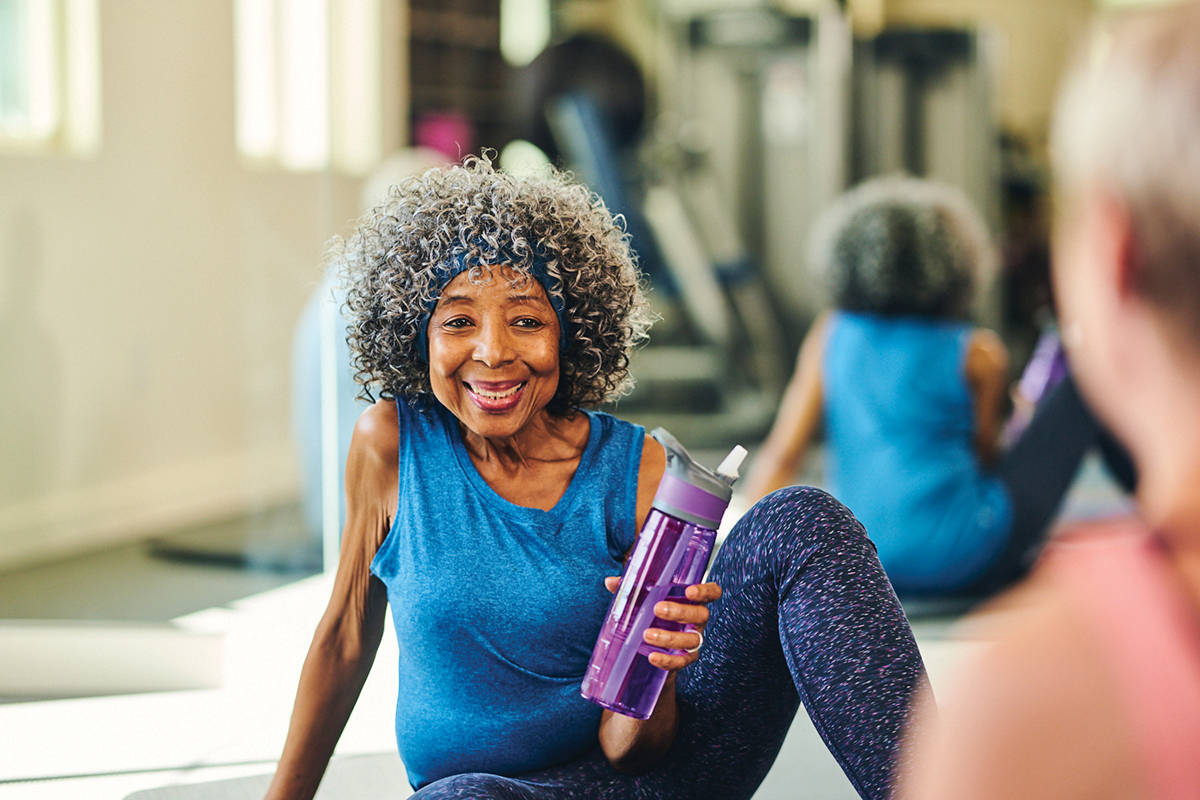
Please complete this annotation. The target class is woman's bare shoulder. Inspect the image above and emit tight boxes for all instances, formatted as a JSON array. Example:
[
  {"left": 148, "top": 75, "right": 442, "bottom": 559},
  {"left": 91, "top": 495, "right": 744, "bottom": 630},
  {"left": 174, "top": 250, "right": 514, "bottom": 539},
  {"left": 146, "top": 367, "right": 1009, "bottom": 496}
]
[
  {"left": 796, "top": 311, "right": 832, "bottom": 367},
  {"left": 956, "top": 573, "right": 1120, "bottom": 690},
  {"left": 344, "top": 400, "right": 401, "bottom": 508},
  {"left": 902, "top": 574, "right": 1141, "bottom": 799},
  {"left": 634, "top": 435, "right": 666, "bottom": 530},
  {"left": 964, "top": 327, "right": 1010, "bottom": 378},
  {"left": 350, "top": 398, "right": 399, "bottom": 464},
  {"left": 341, "top": 399, "right": 401, "bottom": 557},
  {"left": 638, "top": 434, "right": 665, "bottom": 484}
]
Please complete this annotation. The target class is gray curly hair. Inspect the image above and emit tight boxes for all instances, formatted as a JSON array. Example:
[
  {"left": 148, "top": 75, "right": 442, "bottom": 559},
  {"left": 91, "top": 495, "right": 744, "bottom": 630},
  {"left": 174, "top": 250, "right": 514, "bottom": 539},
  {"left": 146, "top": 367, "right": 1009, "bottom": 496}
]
[
  {"left": 809, "top": 175, "right": 995, "bottom": 319},
  {"left": 333, "top": 155, "right": 653, "bottom": 412}
]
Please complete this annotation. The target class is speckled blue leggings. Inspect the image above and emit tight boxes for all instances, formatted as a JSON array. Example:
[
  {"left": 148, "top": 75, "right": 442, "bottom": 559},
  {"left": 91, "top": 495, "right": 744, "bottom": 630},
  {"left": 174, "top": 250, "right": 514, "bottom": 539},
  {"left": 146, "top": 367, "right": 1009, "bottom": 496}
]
[{"left": 411, "top": 486, "right": 929, "bottom": 800}]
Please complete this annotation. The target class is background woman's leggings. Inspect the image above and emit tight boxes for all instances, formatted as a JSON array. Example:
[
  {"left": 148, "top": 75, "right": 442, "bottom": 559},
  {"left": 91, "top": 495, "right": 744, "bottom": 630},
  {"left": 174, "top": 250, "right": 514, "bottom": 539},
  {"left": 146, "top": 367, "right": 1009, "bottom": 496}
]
[
  {"left": 411, "top": 486, "right": 930, "bottom": 800},
  {"left": 975, "top": 373, "right": 1137, "bottom": 590}
]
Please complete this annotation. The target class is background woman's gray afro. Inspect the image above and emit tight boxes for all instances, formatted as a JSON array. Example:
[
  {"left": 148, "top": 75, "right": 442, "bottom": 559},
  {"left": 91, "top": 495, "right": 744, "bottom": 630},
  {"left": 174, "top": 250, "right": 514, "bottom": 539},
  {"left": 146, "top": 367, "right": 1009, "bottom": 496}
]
[
  {"left": 333, "top": 154, "right": 653, "bottom": 412},
  {"left": 808, "top": 174, "right": 996, "bottom": 318}
]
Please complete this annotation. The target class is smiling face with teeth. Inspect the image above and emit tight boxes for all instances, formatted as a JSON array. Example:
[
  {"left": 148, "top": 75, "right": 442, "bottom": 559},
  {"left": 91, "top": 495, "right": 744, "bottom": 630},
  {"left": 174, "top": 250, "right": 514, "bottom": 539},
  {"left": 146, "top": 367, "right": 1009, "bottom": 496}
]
[{"left": 426, "top": 266, "right": 562, "bottom": 442}]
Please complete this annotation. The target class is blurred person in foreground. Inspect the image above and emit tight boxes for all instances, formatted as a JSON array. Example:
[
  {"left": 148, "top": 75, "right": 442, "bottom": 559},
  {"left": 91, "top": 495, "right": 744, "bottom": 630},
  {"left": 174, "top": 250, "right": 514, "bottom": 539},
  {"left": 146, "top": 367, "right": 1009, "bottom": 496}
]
[
  {"left": 266, "top": 156, "right": 928, "bottom": 800},
  {"left": 901, "top": 4, "right": 1200, "bottom": 797}
]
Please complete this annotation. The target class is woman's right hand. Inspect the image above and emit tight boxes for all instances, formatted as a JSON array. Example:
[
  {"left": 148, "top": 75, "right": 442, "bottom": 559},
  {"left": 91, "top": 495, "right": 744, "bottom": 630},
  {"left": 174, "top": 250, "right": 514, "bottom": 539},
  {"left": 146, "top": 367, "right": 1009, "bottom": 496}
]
[
  {"left": 602, "top": 575, "right": 722, "bottom": 673},
  {"left": 596, "top": 573, "right": 721, "bottom": 772}
]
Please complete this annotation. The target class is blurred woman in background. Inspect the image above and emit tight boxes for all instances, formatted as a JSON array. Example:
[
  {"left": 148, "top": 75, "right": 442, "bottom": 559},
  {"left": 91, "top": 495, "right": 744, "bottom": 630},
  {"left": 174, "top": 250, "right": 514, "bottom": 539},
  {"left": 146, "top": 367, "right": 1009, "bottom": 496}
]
[{"left": 745, "top": 176, "right": 1115, "bottom": 595}]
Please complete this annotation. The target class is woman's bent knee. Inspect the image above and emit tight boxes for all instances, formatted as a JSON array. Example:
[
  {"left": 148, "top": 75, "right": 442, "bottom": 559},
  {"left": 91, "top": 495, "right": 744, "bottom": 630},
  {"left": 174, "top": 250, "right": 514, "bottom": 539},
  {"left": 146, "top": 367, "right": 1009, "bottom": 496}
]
[
  {"left": 715, "top": 484, "right": 878, "bottom": 573},
  {"left": 736, "top": 486, "right": 870, "bottom": 552}
]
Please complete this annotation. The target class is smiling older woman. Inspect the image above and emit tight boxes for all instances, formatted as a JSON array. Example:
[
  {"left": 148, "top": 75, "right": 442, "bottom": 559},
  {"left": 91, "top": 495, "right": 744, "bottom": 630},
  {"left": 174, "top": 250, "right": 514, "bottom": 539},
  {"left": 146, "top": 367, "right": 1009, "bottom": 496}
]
[{"left": 266, "top": 157, "right": 928, "bottom": 800}]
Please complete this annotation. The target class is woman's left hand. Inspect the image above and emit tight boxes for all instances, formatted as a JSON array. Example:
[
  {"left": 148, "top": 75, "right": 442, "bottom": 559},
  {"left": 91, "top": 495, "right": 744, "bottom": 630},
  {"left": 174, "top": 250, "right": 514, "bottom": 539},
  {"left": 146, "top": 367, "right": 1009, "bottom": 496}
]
[{"left": 603, "top": 577, "right": 723, "bottom": 671}]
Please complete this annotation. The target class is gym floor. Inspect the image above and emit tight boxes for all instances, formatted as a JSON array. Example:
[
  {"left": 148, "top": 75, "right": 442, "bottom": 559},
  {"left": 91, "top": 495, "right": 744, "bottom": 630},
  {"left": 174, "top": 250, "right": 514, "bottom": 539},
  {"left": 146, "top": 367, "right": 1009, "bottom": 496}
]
[{"left": 0, "top": 453, "right": 1131, "bottom": 799}]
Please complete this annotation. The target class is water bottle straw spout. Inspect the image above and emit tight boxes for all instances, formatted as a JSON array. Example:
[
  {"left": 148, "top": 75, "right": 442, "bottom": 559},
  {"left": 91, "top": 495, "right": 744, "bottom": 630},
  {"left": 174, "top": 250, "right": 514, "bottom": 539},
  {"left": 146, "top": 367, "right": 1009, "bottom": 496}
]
[{"left": 716, "top": 445, "right": 748, "bottom": 482}]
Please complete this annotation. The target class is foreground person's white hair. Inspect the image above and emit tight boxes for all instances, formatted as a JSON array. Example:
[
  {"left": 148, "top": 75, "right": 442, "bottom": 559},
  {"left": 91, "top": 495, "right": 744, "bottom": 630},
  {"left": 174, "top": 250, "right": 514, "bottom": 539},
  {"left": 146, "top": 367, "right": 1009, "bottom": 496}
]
[{"left": 1052, "top": 2, "right": 1200, "bottom": 339}]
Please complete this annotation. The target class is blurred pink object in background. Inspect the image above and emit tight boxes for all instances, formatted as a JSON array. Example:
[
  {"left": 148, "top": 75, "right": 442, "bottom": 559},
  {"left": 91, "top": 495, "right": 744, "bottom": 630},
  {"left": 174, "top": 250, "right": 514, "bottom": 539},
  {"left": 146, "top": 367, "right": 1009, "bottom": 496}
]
[{"left": 415, "top": 111, "right": 475, "bottom": 161}]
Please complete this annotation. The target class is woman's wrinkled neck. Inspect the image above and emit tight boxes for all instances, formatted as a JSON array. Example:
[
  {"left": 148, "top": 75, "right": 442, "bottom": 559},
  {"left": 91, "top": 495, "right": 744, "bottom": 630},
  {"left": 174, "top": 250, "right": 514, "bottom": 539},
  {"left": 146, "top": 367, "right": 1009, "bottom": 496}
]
[{"left": 459, "top": 408, "right": 587, "bottom": 469}]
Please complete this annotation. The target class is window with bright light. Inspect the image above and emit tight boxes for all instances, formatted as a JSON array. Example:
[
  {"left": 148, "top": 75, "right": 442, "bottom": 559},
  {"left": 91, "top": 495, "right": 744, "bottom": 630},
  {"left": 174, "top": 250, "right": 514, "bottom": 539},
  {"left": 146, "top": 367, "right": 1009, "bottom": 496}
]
[
  {"left": 235, "top": 0, "right": 384, "bottom": 173},
  {"left": 500, "top": 0, "right": 550, "bottom": 66},
  {"left": 0, "top": 0, "right": 101, "bottom": 154}
]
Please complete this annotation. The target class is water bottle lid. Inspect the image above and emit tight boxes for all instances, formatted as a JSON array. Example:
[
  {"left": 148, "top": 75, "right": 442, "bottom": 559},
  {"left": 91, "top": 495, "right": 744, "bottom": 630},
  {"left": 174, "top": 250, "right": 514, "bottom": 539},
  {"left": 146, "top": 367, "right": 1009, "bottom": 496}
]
[{"left": 649, "top": 428, "right": 744, "bottom": 529}]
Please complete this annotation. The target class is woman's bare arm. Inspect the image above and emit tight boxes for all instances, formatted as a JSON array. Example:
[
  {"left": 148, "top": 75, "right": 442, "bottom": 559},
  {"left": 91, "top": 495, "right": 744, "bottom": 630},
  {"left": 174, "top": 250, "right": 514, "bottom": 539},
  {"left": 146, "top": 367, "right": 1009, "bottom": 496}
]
[
  {"left": 742, "top": 313, "right": 830, "bottom": 503},
  {"left": 964, "top": 328, "right": 1010, "bottom": 466},
  {"left": 265, "top": 401, "right": 398, "bottom": 800}
]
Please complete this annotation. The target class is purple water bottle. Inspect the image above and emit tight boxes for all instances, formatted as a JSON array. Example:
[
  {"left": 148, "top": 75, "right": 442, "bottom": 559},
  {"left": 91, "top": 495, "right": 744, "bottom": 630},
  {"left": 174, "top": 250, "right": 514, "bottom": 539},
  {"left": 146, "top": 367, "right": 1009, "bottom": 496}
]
[{"left": 581, "top": 428, "right": 747, "bottom": 719}]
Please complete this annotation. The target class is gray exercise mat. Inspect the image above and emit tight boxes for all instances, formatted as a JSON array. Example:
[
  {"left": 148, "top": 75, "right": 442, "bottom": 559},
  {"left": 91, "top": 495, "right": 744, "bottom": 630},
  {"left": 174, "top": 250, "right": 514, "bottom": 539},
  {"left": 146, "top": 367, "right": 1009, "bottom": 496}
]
[{"left": 124, "top": 753, "right": 411, "bottom": 799}]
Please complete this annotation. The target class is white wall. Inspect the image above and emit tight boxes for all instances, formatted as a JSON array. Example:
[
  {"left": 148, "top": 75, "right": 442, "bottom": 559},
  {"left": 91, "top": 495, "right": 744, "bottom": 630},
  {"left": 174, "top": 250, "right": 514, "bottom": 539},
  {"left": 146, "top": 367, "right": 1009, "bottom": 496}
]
[{"left": 0, "top": 0, "right": 370, "bottom": 569}]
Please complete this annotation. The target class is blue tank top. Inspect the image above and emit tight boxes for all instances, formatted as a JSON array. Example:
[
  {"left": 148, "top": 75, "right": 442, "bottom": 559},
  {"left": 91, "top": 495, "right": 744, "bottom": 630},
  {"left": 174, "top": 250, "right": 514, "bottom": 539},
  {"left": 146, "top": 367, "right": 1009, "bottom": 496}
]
[
  {"left": 370, "top": 399, "right": 645, "bottom": 787},
  {"left": 823, "top": 312, "right": 1012, "bottom": 591}
]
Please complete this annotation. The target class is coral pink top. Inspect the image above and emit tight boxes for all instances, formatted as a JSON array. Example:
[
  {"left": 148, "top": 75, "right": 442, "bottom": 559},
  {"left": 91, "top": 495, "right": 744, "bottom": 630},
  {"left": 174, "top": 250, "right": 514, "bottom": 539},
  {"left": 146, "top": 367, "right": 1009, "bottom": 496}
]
[{"left": 1045, "top": 520, "right": 1200, "bottom": 799}]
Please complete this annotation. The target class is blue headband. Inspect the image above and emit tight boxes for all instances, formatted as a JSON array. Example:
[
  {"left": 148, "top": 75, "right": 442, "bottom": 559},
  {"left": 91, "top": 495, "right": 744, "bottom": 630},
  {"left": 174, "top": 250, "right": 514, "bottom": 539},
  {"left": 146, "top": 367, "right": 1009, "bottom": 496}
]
[{"left": 414, "top": 241, "right": 570, "bottom": 362}]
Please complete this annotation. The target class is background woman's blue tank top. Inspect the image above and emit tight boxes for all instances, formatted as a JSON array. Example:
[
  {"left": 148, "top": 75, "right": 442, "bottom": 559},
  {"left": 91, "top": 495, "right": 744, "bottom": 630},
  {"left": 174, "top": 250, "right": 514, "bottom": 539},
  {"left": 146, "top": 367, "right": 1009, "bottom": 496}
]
[
  {"left": 370, "top": 399, "right": 644, "bottom": 787},
  {"left": 823, "top": 311, "right": 1012, "bottom": 591}
]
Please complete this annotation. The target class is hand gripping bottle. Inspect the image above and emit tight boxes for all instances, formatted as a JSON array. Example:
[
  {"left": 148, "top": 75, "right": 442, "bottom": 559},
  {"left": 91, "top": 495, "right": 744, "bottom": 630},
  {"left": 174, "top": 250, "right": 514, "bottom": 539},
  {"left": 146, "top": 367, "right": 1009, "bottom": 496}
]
[{"left": 581, "top": 428, "right": 747, "bottom": 719}]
